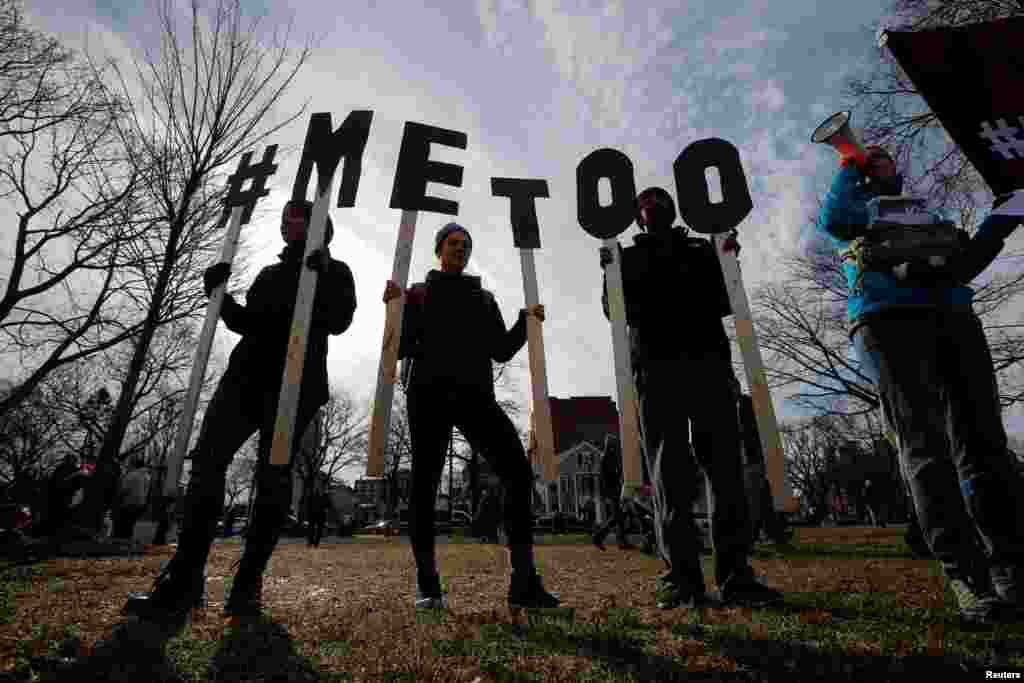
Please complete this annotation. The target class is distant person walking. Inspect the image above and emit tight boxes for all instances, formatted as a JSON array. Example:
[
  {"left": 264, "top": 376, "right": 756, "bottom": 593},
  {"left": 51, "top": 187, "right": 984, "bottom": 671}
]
[{"left": 113, "top": 457, "right": 150, "bottom": 540}]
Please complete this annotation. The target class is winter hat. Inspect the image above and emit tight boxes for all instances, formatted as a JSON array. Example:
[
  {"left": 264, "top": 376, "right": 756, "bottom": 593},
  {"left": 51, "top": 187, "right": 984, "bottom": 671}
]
[
  {"left": 434, "top": 222, "right": 472, "bottom": 255},
  {"left": 281, "top": 199, "right": 334, "bottom": 244}
]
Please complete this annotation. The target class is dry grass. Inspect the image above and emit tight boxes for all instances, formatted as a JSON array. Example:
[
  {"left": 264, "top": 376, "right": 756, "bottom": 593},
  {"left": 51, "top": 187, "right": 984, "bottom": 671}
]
[{"left": 2, "top": 527, "right": 1024, "bottom": 682}]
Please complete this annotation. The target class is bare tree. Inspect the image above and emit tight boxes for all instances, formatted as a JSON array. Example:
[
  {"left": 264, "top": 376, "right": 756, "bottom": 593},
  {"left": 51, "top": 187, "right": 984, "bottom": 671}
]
[
  {"left": 781, "top": 417, "right": 847, "bottom": 525},
  {"left": 843, "top": 0, "right": 1024, "bottom": 213},
  {"left": 383, "top": 389, "right": 414, "bottom": 518},
  {"left": 0, "top": 2, "right": 146, "bottom": 417},
  {"left": 293, "top": 389, "right": 369, "bottom": 518},
  {"left": 222, "top": 437, "right": 256, "bottom": 529},
  {"left": 81, "top": 0, "right": 312, "bottom": 530}
]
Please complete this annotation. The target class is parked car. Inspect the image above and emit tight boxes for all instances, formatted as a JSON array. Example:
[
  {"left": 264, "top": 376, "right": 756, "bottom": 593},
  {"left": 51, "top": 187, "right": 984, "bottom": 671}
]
[{"left": 365, "top": 519, "right": 402, "bottom": 536}]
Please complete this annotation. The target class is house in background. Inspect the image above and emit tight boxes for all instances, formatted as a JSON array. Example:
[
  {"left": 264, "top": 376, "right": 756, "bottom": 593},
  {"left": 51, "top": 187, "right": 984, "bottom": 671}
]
[
  {"left": 527, "top": 395, "right": 620, "bottom": 517},
  {"left": 354, "top": 468, "right": 412, "bottom": 523}
]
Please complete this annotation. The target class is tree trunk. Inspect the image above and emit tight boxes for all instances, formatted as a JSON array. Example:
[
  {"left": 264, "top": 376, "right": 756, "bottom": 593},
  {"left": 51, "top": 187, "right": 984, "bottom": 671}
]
[
  {"left": 470, "top": 446, "right": 480, "bottom": 520},
  {"left": 78, "top": 197, "right": 195, "bottom": 532}
]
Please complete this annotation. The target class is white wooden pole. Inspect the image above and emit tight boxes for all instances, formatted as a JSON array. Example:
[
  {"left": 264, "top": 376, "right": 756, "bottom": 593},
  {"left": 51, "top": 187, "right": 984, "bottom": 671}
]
[
  {"left": 366, "top": 209, "right": 419, "bottom": 478},
  {"left": 163, "top": 205, "right": 245, "bottom": 497},
  {"left": 269, "top": 177, "right": 337, "bottom": 466},
  {"left": 602, "top": 239, "right": 644, "bottom": 499},
  {"left": 519, "top": 248, "right": 557, "bottom": 486},
  {"left": 711, "top": 234, "right": 797, "bottom": 512}
]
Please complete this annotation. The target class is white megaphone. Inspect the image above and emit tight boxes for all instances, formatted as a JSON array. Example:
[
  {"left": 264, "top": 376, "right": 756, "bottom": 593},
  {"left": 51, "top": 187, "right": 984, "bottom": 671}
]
[{"left": 811, "top": 110, "right": 865, "bottom": 161}]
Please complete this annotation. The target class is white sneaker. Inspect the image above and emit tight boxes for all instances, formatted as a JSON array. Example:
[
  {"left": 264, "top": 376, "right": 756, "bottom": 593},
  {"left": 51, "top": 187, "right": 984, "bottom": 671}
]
[{"left": 414, "top": 592, "right": 449, "bottom": 610}]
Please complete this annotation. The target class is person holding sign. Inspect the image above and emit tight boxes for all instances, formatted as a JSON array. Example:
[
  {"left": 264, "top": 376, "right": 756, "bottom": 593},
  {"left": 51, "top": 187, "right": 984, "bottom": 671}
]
[
  {"left": 123, "top": 200, "right": 357, "bottom": 629},
  {"left": 817, "top": 142, "right": 1024, "bottom": 624},
  {"left": 599, "top": 187, "right": 782, "bottom": 610},
  {"left": 382, "top": 222, "right": 559, "bottom": 612}
]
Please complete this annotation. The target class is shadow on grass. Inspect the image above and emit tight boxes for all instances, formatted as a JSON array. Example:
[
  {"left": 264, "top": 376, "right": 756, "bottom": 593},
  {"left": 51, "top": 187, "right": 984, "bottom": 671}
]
[
  {"left": 204, "top": 618, "right": 332, "bottom": 682},
  {"left": 431, "top": 602, "right": 1024, "bottom": 683},
  {"left": 19, "top": 616, "right": 338, "bottom": 683},
  {"left": 434, "top": 610, "right": 759, "bottom": 682}
]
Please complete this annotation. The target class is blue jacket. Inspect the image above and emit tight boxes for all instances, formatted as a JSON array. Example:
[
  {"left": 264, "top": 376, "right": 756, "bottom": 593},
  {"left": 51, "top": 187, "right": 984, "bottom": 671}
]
[{"left": 816, "top": 164, "right": 1017, "bottom": 333}]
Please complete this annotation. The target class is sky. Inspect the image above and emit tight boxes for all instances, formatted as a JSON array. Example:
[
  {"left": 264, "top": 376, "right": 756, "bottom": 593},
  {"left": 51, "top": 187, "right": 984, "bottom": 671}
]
[{"left": 19, "top": 0, "right": 1024, "bottom": 478}]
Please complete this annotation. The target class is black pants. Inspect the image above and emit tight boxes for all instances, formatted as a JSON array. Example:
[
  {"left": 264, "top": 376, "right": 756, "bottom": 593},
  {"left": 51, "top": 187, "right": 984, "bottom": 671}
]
[
  {"left": 407, "top": 385, "right": 534, "bottom": 577},
  {"left": 308, "top": 517, "right": 326, "bottom": 547},
  {"left": 854, "top": 310, "right": 1024, "bottom": 574},
  {"left": 638, "top": 353, "right": 752, "bottom": 588},
  {"left": 173, "top": 374, "right": 319, "bottom": 580},
  {"left": 113, "top": 504, "right": 146, "bottom": 539}
]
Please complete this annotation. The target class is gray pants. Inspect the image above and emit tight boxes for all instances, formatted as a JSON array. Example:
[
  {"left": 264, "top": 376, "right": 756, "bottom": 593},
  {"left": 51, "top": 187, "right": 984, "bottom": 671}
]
[
  {"left": 638, "top": 353, "right": 753, "bottom": 588},
  {"left": 854, "top": 311, "right": 1024, "bottom": 575}
]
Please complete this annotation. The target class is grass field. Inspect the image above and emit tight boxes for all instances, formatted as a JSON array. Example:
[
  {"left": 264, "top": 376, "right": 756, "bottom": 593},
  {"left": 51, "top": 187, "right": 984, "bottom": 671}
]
[{"left": 2, "top": 526, "right": 1024, "bottom": 681}]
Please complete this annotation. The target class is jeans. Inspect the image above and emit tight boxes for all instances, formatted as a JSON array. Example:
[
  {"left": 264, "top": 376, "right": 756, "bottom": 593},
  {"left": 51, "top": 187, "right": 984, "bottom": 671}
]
[
  {"left": 854, "top": 310, "right": 1024, "bottom": 573},
  {"left": 637, "top": 353, "right": 753, "bottom": 588},
  {"left": 407, "top": 385, "right": 535, "bottom": 578},
  {"left": 174, "top": 373, "right": 320, "bottom": 578}
]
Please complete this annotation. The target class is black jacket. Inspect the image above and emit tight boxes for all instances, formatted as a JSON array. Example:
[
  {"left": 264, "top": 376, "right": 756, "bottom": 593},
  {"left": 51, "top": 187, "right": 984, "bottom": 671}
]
[
  {"left": 602, "top": 226, "right": 731, "bottom": 364},
  {"left": 219, "top": 244, "right": 356, "bottom": 407},
  {"left": 398, "top": 269, "right": 526, "bottom": 397}
]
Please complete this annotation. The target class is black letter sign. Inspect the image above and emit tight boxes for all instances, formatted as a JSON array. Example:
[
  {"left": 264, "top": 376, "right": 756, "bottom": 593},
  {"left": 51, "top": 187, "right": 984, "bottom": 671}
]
[
  {"left": 673, "top": 138, "right": 752, "bottom": 234},
  {"left": 389, "top": 122, "right": 468, "bottom": 216},
  {"left": 491, "top": 178, "right": 549, "bottom": 249},
  {"left": 291, "top": 111, "right": 374, "bottom": 206},
  {"left": 576, "top": 148, "right": 637, "bottom": 240}
]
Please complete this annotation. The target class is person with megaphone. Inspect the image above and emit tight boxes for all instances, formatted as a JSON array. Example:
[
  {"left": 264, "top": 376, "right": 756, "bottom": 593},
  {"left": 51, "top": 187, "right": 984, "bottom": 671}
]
[{"left": 814, "top": 111, "right": 1024, "bottom": 625}]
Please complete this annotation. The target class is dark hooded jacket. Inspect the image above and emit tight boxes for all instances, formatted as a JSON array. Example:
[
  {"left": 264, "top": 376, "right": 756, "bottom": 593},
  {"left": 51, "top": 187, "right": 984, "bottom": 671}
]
[
  {"left": 398, "top": 269, "right": 526, "bottom": 397},
  {"left": 219, "top": 243, "right": 356, "bottom": 407},
  {"left": 602, "top": 226, "right": 731, "bottom": 364}
]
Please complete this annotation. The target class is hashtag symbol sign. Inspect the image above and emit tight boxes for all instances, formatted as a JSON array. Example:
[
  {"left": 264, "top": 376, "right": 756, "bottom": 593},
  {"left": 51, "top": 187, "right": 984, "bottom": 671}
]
[
  {"left": 225, "top": 144, "right": 279, "bottom": 225},
  {"left": 978, "top": 117, "right": 1024, "bottom": 160}
]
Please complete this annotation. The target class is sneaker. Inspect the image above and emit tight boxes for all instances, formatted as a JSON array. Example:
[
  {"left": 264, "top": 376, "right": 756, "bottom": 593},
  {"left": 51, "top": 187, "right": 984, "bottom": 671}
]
[
  {"left": 223, "top": 570, "right": 263, "bottom": 625},
  {"left": 414, "top": 573, "right": 448, "bottom": 611},
  {"left": 720, "top": 571, "right": 783, "bottom": 608},
  {"left": 656, "top": 575, "right": 708, "bottom": 610},
  {"left": 591, "top": 532, "right": 606, "bottom": 552},
  {"left": 508, "top": 571, "right": 560, "bottom": 610},
  {"left": 991, "top": 564, "right": 1023, "bottom": 607},
  {"left": 948, "top": 574, "right": 1008, "bottom": 624},
  {"left": 122, "top": 559, "right": 204, "bottom": 628}
]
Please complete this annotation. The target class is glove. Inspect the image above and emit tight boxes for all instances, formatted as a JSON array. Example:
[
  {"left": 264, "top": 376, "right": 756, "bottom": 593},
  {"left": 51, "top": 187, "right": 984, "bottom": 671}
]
[
  {"left": 721, "top": 229, "right": 741, "bottom": 256},
  {"left": 305, "top": 247, "right": 330, "bottom": 273},
  {"left": 203, "top": 262, "right": 231, "bottom": 297}
]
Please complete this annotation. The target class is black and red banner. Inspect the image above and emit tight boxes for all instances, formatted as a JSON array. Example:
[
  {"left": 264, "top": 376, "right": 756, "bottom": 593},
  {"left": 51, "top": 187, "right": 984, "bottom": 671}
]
[{"left": 882, "top": 16, "right": 1024, "bottom": 195}]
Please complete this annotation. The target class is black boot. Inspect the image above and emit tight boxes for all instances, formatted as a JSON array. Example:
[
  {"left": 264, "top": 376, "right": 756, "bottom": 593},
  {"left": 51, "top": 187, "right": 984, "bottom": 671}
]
[
  {"left": 508, "top": 570, "right": 560, "bottom": 610},
  {"left": 122, "top": 554, "right": 205, "bottom": 629},
  {"left": 122, "top": 483, "right": 219, "bottom": 628},
  {"left": 223, "top": 562, "right": 264, "bottom": 625},
  {"left": 223, "top": 466, "right": 289, "bottom": 624}
]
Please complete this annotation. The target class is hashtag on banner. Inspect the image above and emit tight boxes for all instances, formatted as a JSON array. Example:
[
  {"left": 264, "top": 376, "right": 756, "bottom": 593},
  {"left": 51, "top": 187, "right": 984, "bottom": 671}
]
[
  {"left": 978, "top": 117, "right": 1024, "bottom": 160},
  {"left": 225, "top": 144, "right": 279, "bottom": 225}
]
